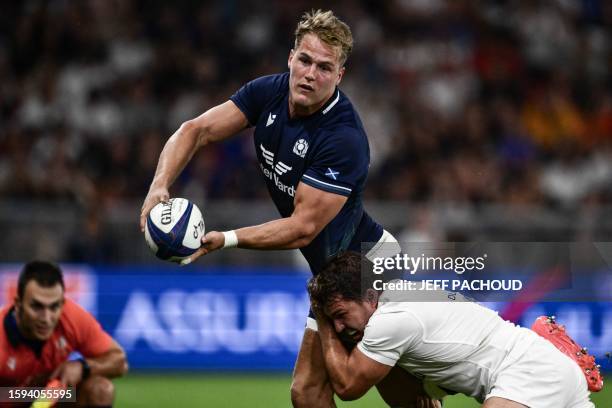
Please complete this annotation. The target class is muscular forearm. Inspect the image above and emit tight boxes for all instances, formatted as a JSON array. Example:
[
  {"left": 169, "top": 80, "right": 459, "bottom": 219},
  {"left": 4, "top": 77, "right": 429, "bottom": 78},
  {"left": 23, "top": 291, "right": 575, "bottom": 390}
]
[
  {"left": 235, "top": 216, "right": 316, "bottom": 250},
  {"left": 150, "top": 122, "right": 201, "bottom": 189},
  {"left": 86, "top": 349, "right": 128, "bottom": 379},
  {"left": 184, "top": 182, "right": 345, "bottom": 263},
  {"left": 316, "top": 317, "right": 354, "bottom": 396}
]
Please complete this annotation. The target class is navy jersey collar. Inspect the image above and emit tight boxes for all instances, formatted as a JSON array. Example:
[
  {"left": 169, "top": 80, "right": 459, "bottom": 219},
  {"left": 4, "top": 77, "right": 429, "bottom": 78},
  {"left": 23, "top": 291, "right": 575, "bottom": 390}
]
[
  {"left": 4, "top": 306, "right": 46, "bottom": 356},
  {"left": 321, "top": 89, "right": 340, "bottom": 115}
]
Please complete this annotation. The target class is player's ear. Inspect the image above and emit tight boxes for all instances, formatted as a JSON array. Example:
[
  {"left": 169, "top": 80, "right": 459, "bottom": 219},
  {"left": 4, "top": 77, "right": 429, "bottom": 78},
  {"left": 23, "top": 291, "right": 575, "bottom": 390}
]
[
  {"left": 336, "top": 66, "right": 345, "bottom": 85},
  {"left": 365, "top": 288, "right": 378, "bottom": 305},
  {"left": 288, "top": 49, "right": 295, "bottom": 69}
]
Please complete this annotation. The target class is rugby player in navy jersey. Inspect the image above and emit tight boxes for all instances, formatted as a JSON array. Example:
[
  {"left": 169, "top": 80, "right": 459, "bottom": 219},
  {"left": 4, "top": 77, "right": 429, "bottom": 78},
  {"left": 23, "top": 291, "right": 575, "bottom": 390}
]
[{"left": 140, "top": 9, "right": 436, "bottom": 407}]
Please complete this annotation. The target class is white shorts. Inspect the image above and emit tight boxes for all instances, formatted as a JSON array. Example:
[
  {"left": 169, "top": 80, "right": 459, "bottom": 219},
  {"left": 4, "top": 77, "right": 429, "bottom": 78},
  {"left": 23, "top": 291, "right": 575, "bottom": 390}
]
[
  {"left": 486, "top": 332, "right": 594, "bottom": 408},
  {"left": 306, "top": 229, "right": 401, "bottom": 331}
]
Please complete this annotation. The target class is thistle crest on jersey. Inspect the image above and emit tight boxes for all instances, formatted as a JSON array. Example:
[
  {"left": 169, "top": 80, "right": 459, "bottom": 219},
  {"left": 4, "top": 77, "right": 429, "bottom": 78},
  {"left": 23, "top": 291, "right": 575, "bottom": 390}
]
[{"left": 293, "top": 139, "right": 309, "bottom": 158}]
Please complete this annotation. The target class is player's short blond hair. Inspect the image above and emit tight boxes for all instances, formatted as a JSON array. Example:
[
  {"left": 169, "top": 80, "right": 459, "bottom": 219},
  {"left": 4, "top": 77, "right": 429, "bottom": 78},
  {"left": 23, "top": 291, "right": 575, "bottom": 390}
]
[{"left": 294, "top": 9, "right": 353, "bottom": 67}]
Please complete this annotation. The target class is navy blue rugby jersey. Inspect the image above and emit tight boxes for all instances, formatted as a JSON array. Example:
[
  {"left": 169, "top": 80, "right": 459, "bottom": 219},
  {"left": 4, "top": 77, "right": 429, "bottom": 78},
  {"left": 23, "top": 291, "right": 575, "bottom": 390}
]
[{"left": 230, "top": 72, "right": 383, "bottom": 274}]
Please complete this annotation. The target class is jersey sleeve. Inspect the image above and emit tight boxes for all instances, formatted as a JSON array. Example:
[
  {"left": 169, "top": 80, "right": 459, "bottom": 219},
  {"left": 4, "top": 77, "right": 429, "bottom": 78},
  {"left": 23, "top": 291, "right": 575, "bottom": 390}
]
[
  {"left": 301, "top": 130, "right": 368, "bottom": 197},
  {"left": 230, "top": 74, "right": 286, "bottom": 126},
  {"left": 63, "top": 299, "right": 113, "bottom": 357},
  {"left": 357, "top": 309, "right": 422, "bottom": 366}
]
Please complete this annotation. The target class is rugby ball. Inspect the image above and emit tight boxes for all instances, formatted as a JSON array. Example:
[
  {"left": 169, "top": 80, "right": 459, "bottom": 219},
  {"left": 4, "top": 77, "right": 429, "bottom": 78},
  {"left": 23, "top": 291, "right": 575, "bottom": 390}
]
[{"left": 144, "top": 198, "right": 205, "bottom": 262}]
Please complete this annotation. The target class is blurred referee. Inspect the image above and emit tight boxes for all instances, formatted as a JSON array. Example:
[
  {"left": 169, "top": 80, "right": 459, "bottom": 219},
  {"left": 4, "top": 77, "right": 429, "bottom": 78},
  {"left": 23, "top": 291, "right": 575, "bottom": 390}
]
[{"left": 0, "top": 261, "right": 128, "bottom": 407}]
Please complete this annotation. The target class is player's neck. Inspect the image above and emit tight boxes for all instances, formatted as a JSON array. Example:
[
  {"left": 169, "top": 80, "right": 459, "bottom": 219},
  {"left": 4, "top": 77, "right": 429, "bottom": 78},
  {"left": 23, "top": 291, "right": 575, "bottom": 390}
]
[{"left": 12, "top": 310, "right": 28, "bottom": 339}]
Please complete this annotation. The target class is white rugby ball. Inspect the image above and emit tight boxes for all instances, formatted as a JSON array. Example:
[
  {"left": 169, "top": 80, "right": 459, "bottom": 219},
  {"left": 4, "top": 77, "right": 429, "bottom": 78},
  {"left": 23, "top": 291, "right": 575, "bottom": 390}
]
[{"left": 144, "top": 198, "right": 205, "bottom": 262}]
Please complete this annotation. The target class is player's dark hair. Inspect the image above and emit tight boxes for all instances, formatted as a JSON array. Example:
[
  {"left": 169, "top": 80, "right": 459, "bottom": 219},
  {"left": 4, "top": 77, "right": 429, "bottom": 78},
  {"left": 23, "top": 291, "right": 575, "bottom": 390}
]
[
  {"left": 308, "top": 251, "right": 372, "bottom": 308},
  {"left": 17, "top": 261, "right": 65, "bottom": 299}
]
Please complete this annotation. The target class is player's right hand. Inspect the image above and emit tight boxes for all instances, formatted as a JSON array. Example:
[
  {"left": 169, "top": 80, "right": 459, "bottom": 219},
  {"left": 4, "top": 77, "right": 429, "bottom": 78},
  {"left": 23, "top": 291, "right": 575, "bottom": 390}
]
[
  {"left": 50, "top": 361, "right": 83, "bottom": 387},
  {"left": 180, "top": 231, "right": 225, "bottom": 265},
  {"left": 140, "top": 186, "right": 170, "bottom": 232}
]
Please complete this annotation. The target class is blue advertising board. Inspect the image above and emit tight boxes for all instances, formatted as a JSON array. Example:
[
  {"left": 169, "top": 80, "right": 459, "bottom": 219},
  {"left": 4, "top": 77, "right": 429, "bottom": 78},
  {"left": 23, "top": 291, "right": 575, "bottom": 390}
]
[
  {"left": 1, "top": 265, "right": 610, "bottom": 371},
  {"left": 97, "top": 268, "right": 310, "bottom": 370}
]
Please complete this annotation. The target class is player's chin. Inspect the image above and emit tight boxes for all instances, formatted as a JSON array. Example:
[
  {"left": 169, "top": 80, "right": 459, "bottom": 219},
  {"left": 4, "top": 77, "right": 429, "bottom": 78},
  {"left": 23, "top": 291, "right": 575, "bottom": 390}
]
[
  {"left": 291, "top": 94, "right": 309, "bottom": 107},
  {"left": 34, "top": 328, "right": 53, "bottom": 340},
  {"left": 292, "top": 90, "right": 316, "bottom": 104}
]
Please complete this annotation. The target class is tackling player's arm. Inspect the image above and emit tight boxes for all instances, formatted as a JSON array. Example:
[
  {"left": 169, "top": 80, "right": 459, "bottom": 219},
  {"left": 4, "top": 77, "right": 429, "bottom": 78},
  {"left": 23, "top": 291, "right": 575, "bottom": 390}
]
[
  {"left": 51, "top": 340, "right": 127, "bottom": 386},
  {"left": 315, "top": 314, "right": 440, "bottom": 407},
  {"left": 183, "top": 182, "right": 347, "bottom": 263},
  {"left": 315, "top": 312, "right": 390, "bottom": 400},
  {"left": 140, "top": 100, "right": 249, "bottom": 231}
]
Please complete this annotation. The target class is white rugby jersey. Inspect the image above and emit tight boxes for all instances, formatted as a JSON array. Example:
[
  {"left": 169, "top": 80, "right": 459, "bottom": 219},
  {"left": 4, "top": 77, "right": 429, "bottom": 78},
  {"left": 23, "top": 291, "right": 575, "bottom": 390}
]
[{"left": 357, "top": 290, "right": 536, "bottom": 402}]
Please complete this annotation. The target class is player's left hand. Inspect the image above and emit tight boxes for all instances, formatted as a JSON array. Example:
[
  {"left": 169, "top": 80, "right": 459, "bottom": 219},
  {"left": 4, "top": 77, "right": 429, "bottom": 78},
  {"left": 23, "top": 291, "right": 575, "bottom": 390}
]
[
  {"left": 310, "top": 299, "right": 325, "bottom": 320},
  {"left": 180, "top": 231, "right": 225, "bottom": 265},
  {"left": 307, "top": 282, "right": 328, "bottom": 319},
  {"left": 51, "top": 360, "right": 83, "bottom": 387}
]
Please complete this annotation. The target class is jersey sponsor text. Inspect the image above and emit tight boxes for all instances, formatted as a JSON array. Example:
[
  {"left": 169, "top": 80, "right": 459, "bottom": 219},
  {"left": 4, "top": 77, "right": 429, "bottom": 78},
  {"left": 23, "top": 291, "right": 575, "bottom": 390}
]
[{"left": 259, "top": 163, "right": 296, "bottom": 197}]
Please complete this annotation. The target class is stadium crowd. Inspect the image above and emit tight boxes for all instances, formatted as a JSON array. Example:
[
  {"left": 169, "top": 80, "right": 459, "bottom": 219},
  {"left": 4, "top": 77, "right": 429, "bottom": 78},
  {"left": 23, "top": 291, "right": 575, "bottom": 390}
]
[{"left": 1, "top": 1, "right": 611, "bottom": 260}]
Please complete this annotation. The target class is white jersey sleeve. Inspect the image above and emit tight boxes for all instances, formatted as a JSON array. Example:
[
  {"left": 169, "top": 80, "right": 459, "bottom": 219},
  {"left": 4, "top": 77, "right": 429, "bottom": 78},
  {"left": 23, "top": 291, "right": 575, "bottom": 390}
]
[{"left": 357, "top": 304, "right": 422, "bottom": 366}]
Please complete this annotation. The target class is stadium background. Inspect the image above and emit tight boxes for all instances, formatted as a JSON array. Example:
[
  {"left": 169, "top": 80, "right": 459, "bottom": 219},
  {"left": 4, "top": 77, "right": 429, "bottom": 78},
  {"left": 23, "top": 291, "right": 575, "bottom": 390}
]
[{"left": 1, "top": 0, "right": 611, "bottom": 406}]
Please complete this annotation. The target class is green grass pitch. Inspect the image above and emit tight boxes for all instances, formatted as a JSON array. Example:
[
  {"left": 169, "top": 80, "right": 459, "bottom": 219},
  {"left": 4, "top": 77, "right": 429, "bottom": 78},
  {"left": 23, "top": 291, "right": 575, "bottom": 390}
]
[{"left": 115, "top": 373, "right": 610, "bottom": 407}]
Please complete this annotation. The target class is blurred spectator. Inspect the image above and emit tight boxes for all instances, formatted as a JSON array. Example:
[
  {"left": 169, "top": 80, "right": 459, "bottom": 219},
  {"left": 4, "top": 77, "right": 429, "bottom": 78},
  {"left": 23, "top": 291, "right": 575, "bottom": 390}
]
[
  {"left": 66, "top": 209, "right": 118, "bottom": 263},
  {"left": 398, "top": 206, "right": 444, "bottom": 243}
]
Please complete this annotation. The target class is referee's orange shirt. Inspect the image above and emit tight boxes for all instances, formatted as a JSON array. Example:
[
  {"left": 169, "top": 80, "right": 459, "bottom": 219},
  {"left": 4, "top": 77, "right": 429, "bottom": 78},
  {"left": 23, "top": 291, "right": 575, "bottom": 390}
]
[{"left": 0, "top": 298, "right": 113, "bottom": 386}]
